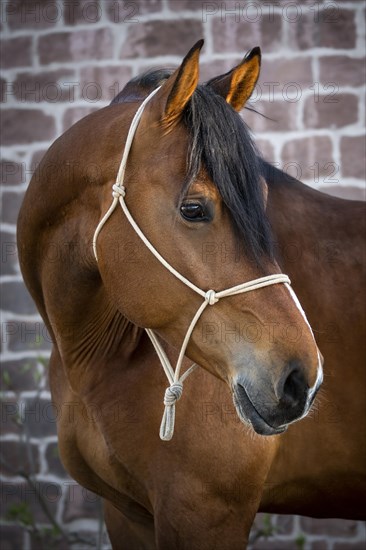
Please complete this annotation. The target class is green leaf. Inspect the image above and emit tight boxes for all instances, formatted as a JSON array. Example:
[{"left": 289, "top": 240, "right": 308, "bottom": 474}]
[
  {"left": 6, "top": 502, "right": 34, "bottom": 526},
  {"left": 295, "top": 533, "right": 307, "bottom": 549},
  {"left": 2, "top": 370, "right": 11, "bottom": 387}
]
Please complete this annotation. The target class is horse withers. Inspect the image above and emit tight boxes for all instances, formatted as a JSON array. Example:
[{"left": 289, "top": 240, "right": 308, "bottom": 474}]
[{"left": 18, "top": 41, "right": 364, "bottom": 549}]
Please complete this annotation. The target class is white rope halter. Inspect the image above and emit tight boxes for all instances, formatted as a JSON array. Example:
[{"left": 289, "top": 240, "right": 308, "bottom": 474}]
[{"left": 93, "top": 87, "right": 292, "bottom": 441}]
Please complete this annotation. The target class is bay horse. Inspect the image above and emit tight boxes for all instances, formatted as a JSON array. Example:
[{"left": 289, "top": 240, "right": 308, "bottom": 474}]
[{"left": 17, "top": 41, "right": 365, "bottom": 549}]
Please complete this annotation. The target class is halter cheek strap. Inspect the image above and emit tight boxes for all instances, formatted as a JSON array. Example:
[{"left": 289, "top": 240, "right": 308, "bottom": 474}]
[{"left": 93, "top": 87, "right": 292, "bottom": 441}]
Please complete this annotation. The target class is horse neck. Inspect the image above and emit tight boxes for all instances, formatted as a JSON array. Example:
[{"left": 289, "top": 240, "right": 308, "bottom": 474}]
[
  {"left": 263, "top": 157, "right": 365, "bottom": 306},
  {"left": 262, "top": 157, "right": 364, "bottom": 246},
  {"left": 18, "top": 108, "right": 146, "bottom": 395}
]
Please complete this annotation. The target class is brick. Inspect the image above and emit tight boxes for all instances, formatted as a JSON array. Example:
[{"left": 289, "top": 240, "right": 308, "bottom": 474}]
[
  {"left": 168, "top": 0, "right": 203, "bottom": 10},
  {"left": 1, "top": 160, "right": 25, "bottom": 186},
  {"left": 321, "top": 186, "right": 366, "bottom": 201},
  {"left": 320, "top": 9, "right": 357, "bottom": 49},
  {"left": 281, "top": 136, "right": 334, "bottom": 182},
  {"left": 0, "top": 525, "right": 25, "bottom": 550},
  {"left": 0, "top": 282, "right": 38, "bottom": 315},
  {"left": 252, "top": 512, "right": 275, "bottom": 531},
  {"left": 54, "top": 536, "right": 103, "bottom": 550},
  {"left": 333, "top": 543, "right": 366, "bottom": 550},
  {"left": 0, "top": 77, "right": 6, "bottom": 102},
  {"left": 303, "top": 93, "right": 358, "bottom": 129},
  {"left": 0, "top": 398, "right": 22, "bottom": 436},
  {"left": 120, "top": 19, "right": 204, "bottom": 58},
  {"left": 63, "top": 483, "right": 100, "bottom": 522},
  {"left": 275, "top": 515, "right": 294, "bottom": 535},
  {"left": 212, "top": 14, "right": 283, "bottom": 54},
  {"left": 1, "top": 440, "right": 40, "bottom": 476},
  {"left": 288, "top": 9, "right": 356, "bottom": 50},
  {"left": 310, "top": 543, "right": 328, "bottom": 550},
  {"left": 1, "top": 191, "right": 24, "bottom": 225},
  {"left": 260, "top": 57, "right": 313, "bottom": 89},
  {"left": 29, "top": 532, "right": 70, "bottom": 550},
  {"left": 45, "top": 443, "right": 68, "bottom": 478},
  {"left": 1, "top": 358, "right": 41, "bottom": 393},
  {"left": 12, "top": 69, "right": 77, "bottom": 103},
  {"left": 106, "top": 0, "right": 162, "bottom": 21},
  {"left": 0, "top": 37, "right": 33, "bottom": 69},
  {"left": 18, "top": 152, "right": 46, "bottom": 184},
  {"left": 38, "top": 28, "right": 114, "bottom": 65},
  {"left": 64, "top": 0, "right": 103, "bottom": 25},
  {"left": 341, "top": 135, "right": 366, "bottom": 179},
  {"left": 1, "top": 481, "right": 24, "bottom": 514},
  {"left": 4, "top": 0, "right": 61, "bottom": 30},
  {"left": 0, "top": 232, "right": 18, "bottom": 276},
  {"left": 20, "top": 398, "right": 57, "bottom": 438},
  {"left": 62, "top": 106, "right": 99, "bottom": 132},
  {"left": 319, "top": 56, "right": 366, "bottom": 88},
  {"left": 2, "top": 480, "right": 61, "bottom": 523},
  {"left": 261, "top": 13, "right": 283, "bottom": 51},
  {"left": 300, "top": 517, "right": 359, "bottom": 537},
  {"left": 5, "top": 320, "right": 53, "bottom": 352},
  {"left": 249, "top": 514, "right": 297, "bottom": 548},
  {"left": 256, "top": 139, "right": 275, "bottom": 162},
  {"left": 1, "top": 109, "right": 56, "bottom": 145},
  {"left": 242, "top": 100, "right": 298, "bottom": 132},
  {"left": 200, "top": 58, "right": 242, "bottom": 84},
  {"left": 204, "top": 0, "right": 284, "bottom": 30},
  {"left": 250, "top": 539, "right": 298, "bottom": 549},
  {"left": 79, "top": 65, "right": 133, "bottom": 103}
]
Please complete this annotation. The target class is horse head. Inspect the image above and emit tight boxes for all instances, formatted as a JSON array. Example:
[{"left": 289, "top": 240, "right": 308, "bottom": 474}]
[{"left": 87, "top": 41, "right": 323, "bottom": 438}]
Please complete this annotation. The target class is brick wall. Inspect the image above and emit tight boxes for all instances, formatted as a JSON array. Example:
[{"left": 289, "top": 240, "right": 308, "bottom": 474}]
[{"left": 1, "top": 1, "right": 365, "bottom": 549}]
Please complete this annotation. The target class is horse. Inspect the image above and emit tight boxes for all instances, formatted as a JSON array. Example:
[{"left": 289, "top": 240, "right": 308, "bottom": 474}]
[{"left": 17, "top": 40, "right": 365, "bottom": 549}]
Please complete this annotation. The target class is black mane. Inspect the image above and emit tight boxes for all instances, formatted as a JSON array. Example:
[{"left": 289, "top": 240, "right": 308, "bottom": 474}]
[
  {"left": 112, "top": 69, "right": 273, "bottom": 264},
  {"left": 111, "top": 69, "right": 174, "bottom": 104},
  {"left": 183, "top": 85, "right": 273, "bottom": 264}
]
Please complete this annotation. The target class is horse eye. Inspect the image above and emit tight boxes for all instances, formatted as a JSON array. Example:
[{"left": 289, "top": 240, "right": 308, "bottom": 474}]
[{"left": 180, "top": 202, "right": 209, "bottom": 222}]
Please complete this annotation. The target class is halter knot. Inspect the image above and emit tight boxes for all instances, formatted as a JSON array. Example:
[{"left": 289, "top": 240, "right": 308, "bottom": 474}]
[
  {"left": 205, "top": 289, "right": 219, "bottom": 306},
  {"left": 112, "top": 184, "right": 126, "bottom": 199},
  {"left": 164, "top": 382, "right": 183, "bottom": 406}
]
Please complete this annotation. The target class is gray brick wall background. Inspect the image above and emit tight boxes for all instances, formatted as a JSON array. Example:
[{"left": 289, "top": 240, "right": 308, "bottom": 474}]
[{"left": 0, "top": 1, "right": 365, "bottom": 549}]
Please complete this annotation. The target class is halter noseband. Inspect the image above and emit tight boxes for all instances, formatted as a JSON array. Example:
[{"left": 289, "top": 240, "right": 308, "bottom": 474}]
[{"left": 93, "top": 88, "right": 292, "bottom": 441}]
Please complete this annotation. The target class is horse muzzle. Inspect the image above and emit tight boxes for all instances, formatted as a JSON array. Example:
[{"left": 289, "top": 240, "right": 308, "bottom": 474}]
[{"left": 232, "top": 360, "right": 323, "bottom": 436}]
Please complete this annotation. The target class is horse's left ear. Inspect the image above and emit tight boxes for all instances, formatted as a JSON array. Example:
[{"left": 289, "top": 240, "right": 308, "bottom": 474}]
[
  {"left": 152, "top": 39, "right": 203, "bottom": 129},
  {"left": 207, "top": 47, "right": 261, "bottom": 111}
]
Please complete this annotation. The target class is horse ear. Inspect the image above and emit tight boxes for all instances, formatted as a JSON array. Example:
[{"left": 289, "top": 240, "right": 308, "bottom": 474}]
[
  {"left": 154, "top": 39, "right": 203, "bottom": 129},
  {"left": 207, "top": 47, "right": 261, "bottom": 111}
]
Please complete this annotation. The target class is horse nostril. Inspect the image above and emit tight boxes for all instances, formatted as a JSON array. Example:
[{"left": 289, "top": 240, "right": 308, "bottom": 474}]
[{"left": 279, "top": 367, "right": 307, "bottom": 408}]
